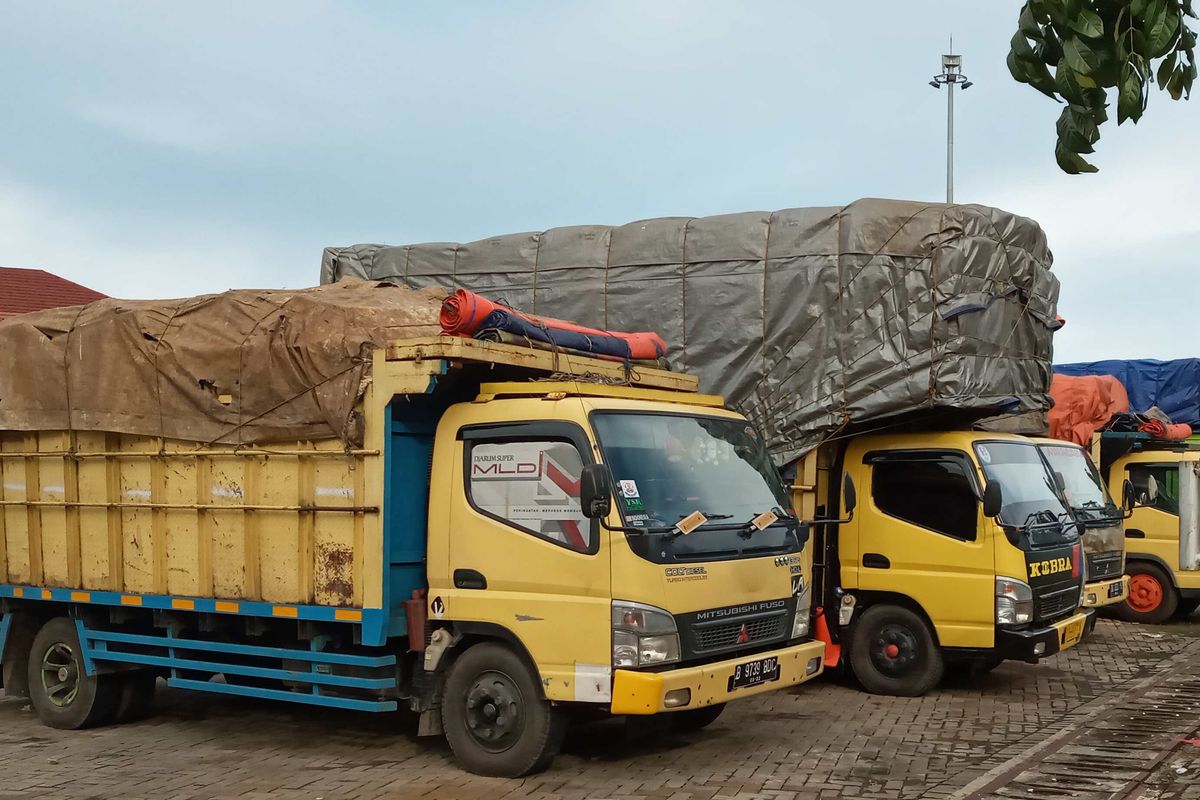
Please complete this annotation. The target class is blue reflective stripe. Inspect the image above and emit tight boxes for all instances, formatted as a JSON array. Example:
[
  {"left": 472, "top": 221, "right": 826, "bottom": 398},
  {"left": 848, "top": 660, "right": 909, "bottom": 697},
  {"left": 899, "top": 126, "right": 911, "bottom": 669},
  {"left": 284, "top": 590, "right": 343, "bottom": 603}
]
[
  {"left": 167, "top": 677, "right": 398, "bottom": 713},
  {"left": 83, "top": 628, "right": 396, "bottom": 668},
  {"left": 0, "top": 613, "right": 11, "bottom": 660},
  {"left": 86, "top": 649, "right": 394, "bottom": 690},
  {"left": 0, "top": 583, "right": 384, "bottom": 633}
]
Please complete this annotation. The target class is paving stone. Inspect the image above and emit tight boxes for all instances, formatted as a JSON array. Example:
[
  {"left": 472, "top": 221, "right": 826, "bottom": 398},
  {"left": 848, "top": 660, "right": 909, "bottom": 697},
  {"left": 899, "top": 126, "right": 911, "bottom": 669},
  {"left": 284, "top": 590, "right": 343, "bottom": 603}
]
[{"left": 1, "top": 618, "right": 1198, "bottom": 799}]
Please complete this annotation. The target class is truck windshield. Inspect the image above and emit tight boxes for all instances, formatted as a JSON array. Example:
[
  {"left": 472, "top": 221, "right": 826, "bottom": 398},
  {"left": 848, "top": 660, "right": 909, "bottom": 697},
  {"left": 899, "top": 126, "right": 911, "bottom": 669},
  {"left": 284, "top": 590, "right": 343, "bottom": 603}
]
[
  {"left": 591, "top": 412, "right": 798, "bottom": 563},
  {"left": 1039, "top": 444, "right": 1118, "bottom": 523},
  {"left": 974, "top": 441, "right": 1075, "bottom": 548}
]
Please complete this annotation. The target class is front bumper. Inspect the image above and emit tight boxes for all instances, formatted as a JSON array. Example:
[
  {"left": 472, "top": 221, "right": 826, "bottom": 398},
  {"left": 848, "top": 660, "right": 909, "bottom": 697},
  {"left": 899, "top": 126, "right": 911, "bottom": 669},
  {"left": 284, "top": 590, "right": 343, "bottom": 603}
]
[
  {"left": 1082, "top": 575, "right": 1129, "bottom": 608},
  {"left": 610, "top": 639, "right": 825, "bottom": 715},
  {"left": 995, "top": 609, "right": 1096, "bottom": 663}
]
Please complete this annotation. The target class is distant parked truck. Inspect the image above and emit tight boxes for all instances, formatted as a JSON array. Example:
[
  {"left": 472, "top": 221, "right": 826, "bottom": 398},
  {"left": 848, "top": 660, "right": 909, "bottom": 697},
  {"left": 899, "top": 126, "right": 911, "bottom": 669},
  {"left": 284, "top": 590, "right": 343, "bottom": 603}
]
[
  {"left": 1050, "top": 360, "right": 1200, "bottom": 623},
  {"left": 1104, "top": 436, "right": 1200, "bottom": 623},
  {"left": 0, "top": 298, "right": 826, "bottom": 776}
]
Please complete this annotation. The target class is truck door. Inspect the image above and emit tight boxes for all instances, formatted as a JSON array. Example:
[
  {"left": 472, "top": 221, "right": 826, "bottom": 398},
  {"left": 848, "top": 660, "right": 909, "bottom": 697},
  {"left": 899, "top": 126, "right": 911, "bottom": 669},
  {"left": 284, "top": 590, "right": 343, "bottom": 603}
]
[
  {"left": 441, "top": 421, "right": 613, "bottom": 704},
  {"left": 849, "top": 447, "right": 996, "bottom": 648}
]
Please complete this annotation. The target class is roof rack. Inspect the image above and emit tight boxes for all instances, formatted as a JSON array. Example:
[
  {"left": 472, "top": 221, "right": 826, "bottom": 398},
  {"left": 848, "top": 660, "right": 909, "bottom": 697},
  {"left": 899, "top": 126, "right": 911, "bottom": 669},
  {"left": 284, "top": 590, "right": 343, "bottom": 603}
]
[{"left": 385, "top": 337, "right": 697, "bottom": 393}]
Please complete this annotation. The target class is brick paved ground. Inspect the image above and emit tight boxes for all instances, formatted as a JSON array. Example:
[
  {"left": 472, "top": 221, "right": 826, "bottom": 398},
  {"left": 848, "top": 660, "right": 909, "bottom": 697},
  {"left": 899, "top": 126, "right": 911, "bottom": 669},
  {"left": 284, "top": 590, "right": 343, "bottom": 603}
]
[{"left": 2, "top": 617, "right": 1199, "bottom": 800}]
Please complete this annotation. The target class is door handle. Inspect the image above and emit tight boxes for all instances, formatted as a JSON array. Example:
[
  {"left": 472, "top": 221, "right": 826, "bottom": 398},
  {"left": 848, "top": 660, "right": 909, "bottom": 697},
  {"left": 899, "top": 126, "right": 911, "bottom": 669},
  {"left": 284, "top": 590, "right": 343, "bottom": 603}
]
[
  {"left": 1125, "top": 529, "right": 1146, "bottom": 539},
  {"left": 453, "top": 569, "right": 488, "bottom": 590},
  {"left": 862, "top": 553, "right": 891, "bottom": 569}
]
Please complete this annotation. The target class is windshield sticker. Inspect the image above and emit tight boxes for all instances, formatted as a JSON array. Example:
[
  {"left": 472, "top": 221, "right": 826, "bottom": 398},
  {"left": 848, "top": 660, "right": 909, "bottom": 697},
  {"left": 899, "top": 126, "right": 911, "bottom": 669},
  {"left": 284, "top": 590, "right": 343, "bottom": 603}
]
[
  {"left": 977, "top": 445, "right": 992, "bottom": 464},
  {"left": 619, "top": 479, "right": 645, "bottom": 511},
  {"left": 674, "top": 510, "right": 708, "bottom": 535},
  {"left": 751, "top": 510, "right": 779, "bottom": 531}
]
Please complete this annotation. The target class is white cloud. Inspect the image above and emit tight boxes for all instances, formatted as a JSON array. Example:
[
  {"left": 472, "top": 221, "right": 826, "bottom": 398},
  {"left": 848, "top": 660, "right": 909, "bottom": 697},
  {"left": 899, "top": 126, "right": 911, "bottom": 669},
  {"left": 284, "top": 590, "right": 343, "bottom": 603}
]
[
  {"left": 0, "top": 178, "right": 309, "bottom": 298},
  {"left": 74, "top": 101, "right": 241, "bottom": 156}
]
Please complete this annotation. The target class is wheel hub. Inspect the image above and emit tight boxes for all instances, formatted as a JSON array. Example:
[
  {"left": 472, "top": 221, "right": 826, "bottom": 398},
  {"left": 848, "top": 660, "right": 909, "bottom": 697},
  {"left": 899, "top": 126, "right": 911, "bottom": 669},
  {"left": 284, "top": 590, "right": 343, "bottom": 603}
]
[
  {"left": 871, "top": 623, "right": 920, "bottom": 676},
  {"left": 40, "top": 642, "right": 80, "bottom": 708},
  {"left": 464, "top": 670, "right": 524, "bottom": 753},
  {"left": 1128, "top": 573, "right": 1164, "bottom": 613}
]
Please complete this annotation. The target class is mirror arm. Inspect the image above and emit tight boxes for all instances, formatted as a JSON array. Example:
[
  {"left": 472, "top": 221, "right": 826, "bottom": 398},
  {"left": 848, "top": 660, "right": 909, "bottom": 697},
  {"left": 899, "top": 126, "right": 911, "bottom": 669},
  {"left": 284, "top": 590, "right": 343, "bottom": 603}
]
[
  {"left": 803, "top": 509, "right": 854, "bottom": 526},
  {"left": 596, "top": 516, "right": 674, "bottom": 535}
]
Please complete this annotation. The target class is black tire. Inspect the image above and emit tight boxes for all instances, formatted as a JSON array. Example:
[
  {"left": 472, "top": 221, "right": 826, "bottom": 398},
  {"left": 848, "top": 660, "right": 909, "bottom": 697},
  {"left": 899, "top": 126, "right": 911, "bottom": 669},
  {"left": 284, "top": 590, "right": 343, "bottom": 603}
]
[
  {"left": 2, "top": 614, "right": 41, "bottom": 699},
  {"left": 441, "top": 642, "right": 565, "bottom": 777},
  {"left": 112, "top": 671, "right": 157, "bottom": 724},
  {"left": 1175, "top": 598, "right": 1200, "bottom": 620},
  {"left": 848, "top": 604, "right": 944, "bottom": 697},
  {"left": 26, "top": 618, "right": 119, "bottom": 730},
  {"left": 1116, "top": 562, "right": 1179, "bottom": 625},
  {"left": 671, "top": 703, "right": 726, "bottom": 732}
]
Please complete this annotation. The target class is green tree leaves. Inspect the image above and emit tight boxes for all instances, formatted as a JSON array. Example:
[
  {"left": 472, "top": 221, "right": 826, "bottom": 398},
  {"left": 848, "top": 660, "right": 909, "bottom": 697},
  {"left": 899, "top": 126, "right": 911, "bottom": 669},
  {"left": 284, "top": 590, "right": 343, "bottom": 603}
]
[{"left": 1009, "top": 0, "right": 1197, "bottom": 172}]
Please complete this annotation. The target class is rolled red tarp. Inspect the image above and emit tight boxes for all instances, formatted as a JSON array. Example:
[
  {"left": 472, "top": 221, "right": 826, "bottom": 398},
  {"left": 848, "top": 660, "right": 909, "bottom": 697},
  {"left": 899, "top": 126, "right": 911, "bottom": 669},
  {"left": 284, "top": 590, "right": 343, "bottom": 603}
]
[
  {"left": 440, "top": 290, "right": 503, "bottom": 336},
  {"left": 1138, "top": 418, "right": 1194, "bottom": 440},
  {"left": 440, "top": 289, "right": 666, "bottom": 361}
]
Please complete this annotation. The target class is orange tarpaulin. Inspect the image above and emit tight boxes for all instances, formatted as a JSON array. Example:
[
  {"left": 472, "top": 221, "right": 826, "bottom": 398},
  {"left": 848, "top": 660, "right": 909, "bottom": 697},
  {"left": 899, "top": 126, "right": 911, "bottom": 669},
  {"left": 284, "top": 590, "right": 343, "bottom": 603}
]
[{"left": 1048, "top": 374, "right": 1130, "bottom": 445}]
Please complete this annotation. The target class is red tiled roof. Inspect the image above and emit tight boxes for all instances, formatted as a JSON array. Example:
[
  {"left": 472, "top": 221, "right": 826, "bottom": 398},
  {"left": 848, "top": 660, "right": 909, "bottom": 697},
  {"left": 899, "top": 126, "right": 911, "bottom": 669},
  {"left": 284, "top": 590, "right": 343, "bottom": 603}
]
[{"left": 0, "top": 267, "right": 108, "bottom": 318}]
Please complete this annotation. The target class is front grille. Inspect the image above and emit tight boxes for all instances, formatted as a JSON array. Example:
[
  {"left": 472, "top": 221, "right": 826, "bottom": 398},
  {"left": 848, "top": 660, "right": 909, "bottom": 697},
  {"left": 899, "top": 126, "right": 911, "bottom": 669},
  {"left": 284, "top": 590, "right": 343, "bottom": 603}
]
[
  {"left": 1036, "top": 584, "right": 1079, "bottom": 622},
  {"left": 1086, "top": 550, "right": 1123, "bottom": 581},
  {"left": 693, "top": 615, "right": 784, "bottom": 652}
]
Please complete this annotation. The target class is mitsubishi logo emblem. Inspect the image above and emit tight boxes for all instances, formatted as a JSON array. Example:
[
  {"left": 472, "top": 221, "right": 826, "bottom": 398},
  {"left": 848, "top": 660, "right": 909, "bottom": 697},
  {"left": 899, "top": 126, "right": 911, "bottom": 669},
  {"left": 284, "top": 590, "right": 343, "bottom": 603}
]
[{"left": 736, "top": 624, "right": 750, "bottom": 644}]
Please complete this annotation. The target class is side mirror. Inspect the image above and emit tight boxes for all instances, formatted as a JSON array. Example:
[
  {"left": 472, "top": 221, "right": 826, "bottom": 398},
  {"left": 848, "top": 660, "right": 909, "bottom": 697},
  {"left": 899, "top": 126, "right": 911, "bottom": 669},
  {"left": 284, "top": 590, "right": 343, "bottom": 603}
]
[
  {"left": 843, "top": 474, "right": 857, "bottom": 515},
  {"left": 1053, "top": 471, "right": 1066, "bottom": 492},
  {"left": 1123, "top": 478, "right": 1137, "bottom": 513},
  {"left": 982, "top": 481, "right": 1003, "bottom": 518},
  {"left": 1147, "top": 475, "right": 1160, "bottom": 503},
  {"left": 580, "top": 464, "right": 612, "bottom": 519}
]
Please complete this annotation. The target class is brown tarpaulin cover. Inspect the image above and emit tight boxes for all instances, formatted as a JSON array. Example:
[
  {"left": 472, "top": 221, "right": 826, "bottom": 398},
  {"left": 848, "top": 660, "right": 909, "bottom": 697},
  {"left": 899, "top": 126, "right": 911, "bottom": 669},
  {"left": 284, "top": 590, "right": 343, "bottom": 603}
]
[
  {"left": 0, "top": 280, "right": 443, "bottom": 445},
  {"left": 1048, "top": 373, "right": 1130, "bottom": 445}
]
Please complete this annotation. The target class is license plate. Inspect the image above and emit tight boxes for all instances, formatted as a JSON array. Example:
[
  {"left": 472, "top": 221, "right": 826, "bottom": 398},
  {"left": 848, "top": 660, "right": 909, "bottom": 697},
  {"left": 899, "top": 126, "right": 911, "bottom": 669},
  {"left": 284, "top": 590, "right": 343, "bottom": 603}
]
[
  {"left": 728, "top": 656, "right": 780, "bottom": 691},
  {"left": 1056, "top": 616, "right": 1086, "bottom": 650},
  {"left": 1108, "top": 581, "right": 1124, "bottom": 598}
]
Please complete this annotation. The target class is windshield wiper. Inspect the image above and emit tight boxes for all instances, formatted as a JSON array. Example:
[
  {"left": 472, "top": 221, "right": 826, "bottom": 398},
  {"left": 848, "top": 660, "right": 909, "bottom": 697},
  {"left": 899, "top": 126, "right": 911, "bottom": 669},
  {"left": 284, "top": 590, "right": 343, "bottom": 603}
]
[
  {"left": 1072, "top": 499, "right": 1122, "bottom": 524},
  {"left": 1020, "top": 509, "right": 1057, "bottom": 528}
]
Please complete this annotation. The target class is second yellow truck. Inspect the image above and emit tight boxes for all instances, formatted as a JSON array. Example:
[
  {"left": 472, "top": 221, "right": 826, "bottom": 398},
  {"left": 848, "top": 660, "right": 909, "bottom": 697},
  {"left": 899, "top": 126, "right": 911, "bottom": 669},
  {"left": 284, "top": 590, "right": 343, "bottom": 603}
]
[{"left": 794, "top": 430, "right": 1099, "bottom": 695}]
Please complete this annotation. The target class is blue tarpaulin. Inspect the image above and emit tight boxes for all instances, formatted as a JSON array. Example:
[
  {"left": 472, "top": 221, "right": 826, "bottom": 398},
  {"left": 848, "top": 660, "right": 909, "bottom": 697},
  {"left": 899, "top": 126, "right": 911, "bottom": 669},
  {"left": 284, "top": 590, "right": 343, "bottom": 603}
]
[{"left": 1053, "top": 359, "right": 1200, "bottom": 427}]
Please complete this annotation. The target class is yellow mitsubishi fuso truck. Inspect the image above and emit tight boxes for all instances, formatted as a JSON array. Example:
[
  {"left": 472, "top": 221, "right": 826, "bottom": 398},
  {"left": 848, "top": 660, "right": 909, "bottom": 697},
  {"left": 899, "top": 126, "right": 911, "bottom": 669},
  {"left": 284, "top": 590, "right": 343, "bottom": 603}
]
[
  {"left": 1100, "top": 435, "right": 1200, "bottom": 623},
  {"left": 794, "top": 431, "right": 1098, "bottom": 696},
  {"left": 0, "top": 337, "right": 826, "bottom": 776}
]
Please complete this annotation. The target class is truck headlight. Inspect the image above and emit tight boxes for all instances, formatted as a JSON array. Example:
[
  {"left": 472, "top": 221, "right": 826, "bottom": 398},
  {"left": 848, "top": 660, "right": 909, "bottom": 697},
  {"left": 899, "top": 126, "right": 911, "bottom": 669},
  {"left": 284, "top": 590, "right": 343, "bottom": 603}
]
[
  {"left": 996, "top": 577, "right": 1034, "bottom": 626},
  {"left": 792, "top": 575, "right": 812, "bottom": 638},
  {"left": 612, "top": 601, "right": 680, "bottom": 668}
]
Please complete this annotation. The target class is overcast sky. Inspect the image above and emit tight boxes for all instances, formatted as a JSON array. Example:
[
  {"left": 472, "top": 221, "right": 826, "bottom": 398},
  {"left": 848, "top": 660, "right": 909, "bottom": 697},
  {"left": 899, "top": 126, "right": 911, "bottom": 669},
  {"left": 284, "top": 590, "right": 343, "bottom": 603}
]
[{"left": 2, "top": 2, "right": 1196, "bottom": 363}]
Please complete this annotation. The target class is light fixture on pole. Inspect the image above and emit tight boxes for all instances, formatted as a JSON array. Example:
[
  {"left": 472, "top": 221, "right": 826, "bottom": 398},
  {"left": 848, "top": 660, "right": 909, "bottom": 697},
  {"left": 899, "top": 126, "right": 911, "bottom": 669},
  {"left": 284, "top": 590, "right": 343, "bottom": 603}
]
[{"left": 928, "top": 41, "right": 972, "bottom": 204}]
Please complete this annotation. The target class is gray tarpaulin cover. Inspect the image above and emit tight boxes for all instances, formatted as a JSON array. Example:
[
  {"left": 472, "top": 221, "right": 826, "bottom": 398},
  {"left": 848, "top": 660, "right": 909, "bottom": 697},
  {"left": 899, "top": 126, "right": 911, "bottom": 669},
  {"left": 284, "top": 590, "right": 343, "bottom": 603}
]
[
  {"left": 322, "top": 199, "right": 1060, "bottom": 464},
  {"left": 0, "top": 281, "right": 443, "bottom": 445}
]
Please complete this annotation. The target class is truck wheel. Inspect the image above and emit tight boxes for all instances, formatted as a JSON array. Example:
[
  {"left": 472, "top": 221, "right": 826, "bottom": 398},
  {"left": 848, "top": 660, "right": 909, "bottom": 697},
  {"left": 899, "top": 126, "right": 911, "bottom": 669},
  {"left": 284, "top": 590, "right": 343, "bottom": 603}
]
[
  {"left": 1118, "top": 563, "right": 1178, "bottom": 624},
  {"left": 1, "top": 614, "right": 40, "bottom": 699},
  {"left": 849, "top": 604, "right": 944, "bottom": 697},
  {"left": 671, "top": 703, "right": 726, "bottom": 731},
  {"left": 112, "top": 670, "right": 157, "bottom": 724},
  {"left": 26, "top": 618, "right": 119, "bottom": 729},
  {"left": 441, "top": 642, "right": 565, "bottom": 777}
]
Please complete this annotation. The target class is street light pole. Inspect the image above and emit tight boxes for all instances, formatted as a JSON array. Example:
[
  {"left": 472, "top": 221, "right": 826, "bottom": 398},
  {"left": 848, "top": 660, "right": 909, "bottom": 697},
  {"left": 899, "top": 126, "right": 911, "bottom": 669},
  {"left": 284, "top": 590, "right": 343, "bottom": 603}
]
[{"left": 929, "top": 42, "right": 972, "bottom": 204}]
